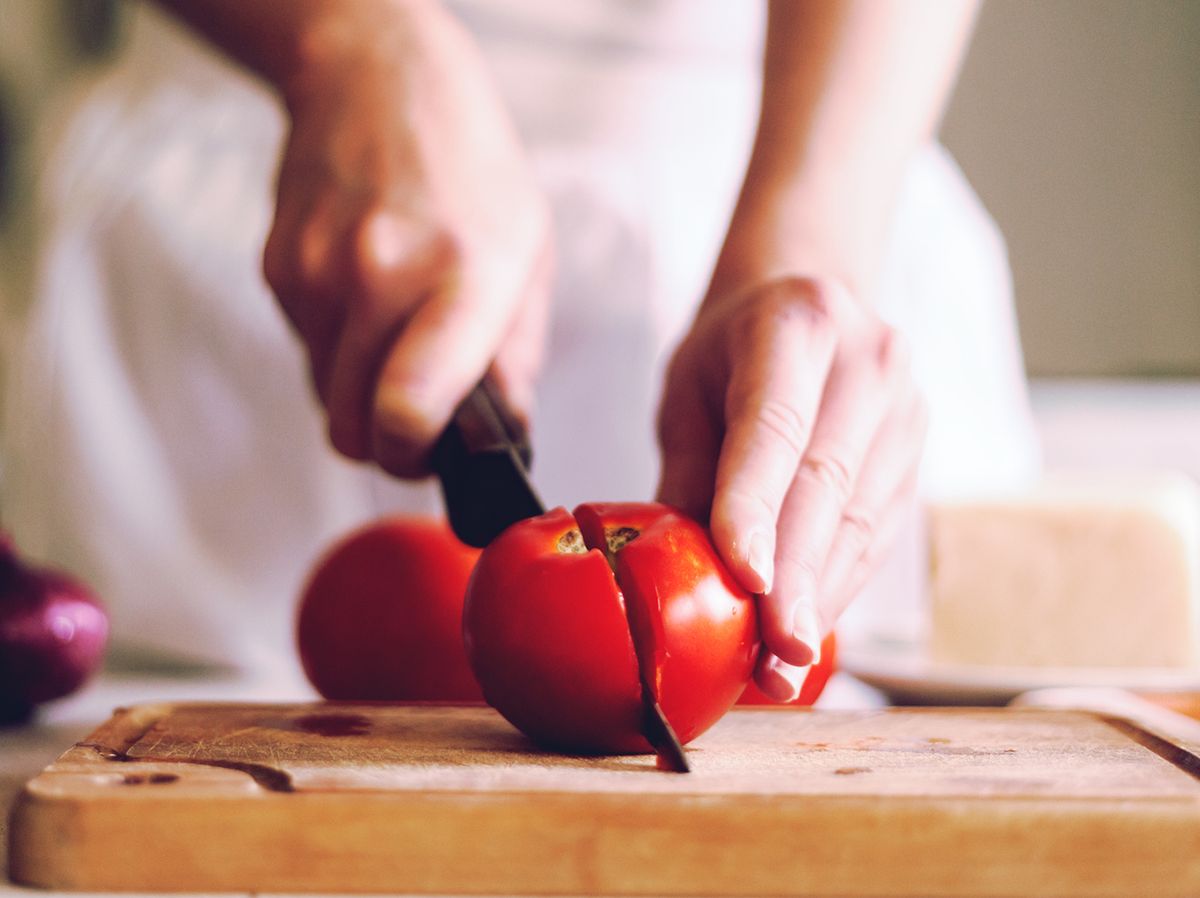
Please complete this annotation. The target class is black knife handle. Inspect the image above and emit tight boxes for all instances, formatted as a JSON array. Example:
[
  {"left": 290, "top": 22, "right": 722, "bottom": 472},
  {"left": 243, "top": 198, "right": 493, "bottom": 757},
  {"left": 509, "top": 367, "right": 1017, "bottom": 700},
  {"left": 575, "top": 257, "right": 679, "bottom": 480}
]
[{"left": 432, "top": 378, "right": 545, "bottom": 548}]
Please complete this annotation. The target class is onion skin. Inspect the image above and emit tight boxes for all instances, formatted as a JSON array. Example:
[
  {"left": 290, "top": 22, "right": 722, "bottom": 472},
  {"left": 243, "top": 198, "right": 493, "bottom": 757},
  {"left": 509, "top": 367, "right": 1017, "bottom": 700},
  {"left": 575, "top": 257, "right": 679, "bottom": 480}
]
[{"left": 0, "top": 536, "right": 109, "bottom": 724}]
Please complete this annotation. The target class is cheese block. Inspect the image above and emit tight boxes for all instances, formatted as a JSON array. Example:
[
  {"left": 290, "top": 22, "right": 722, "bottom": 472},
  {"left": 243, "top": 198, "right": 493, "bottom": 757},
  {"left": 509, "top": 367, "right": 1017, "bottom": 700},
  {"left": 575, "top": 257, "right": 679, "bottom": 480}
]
[{"left": 928, "top": 472, "right": 1200, "bottom": 668}]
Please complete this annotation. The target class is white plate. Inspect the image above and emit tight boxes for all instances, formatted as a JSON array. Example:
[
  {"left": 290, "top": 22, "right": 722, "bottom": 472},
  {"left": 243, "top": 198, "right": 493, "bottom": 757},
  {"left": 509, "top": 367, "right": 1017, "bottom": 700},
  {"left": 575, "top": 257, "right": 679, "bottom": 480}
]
[{"left": 840, "top": 636, "right": 1200, "bottom": 706}]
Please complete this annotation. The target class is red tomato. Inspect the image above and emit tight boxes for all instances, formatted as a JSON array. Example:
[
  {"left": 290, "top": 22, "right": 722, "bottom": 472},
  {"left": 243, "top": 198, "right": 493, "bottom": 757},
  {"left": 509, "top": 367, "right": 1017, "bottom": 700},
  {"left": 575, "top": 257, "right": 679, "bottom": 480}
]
[
  {"left": 463, "top": 503, "right": 760, "bottom": 754},
  {"left": 736, "top": 633, "right": 838, "bottom": 706},
  {"left": 297, "top": 517, "right": 484, "bottom": 702}
]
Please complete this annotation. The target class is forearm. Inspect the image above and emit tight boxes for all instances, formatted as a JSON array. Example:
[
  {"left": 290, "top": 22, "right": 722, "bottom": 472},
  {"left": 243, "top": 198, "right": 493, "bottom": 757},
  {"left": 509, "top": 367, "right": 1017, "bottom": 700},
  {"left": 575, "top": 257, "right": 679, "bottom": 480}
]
[
  {"left": 152, "top": 0, "right": 435, "bottom": 101},
  {"left": 712, "top": 0, "right": 980, "bottom": 298}
]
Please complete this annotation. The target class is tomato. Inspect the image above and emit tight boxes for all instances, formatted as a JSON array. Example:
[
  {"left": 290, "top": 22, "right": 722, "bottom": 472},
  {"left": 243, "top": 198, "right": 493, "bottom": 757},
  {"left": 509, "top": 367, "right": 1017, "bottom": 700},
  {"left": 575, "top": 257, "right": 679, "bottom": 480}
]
[
  {"left": 736, "top": 632, "right": 838, "bottom": 706},
  {"left": 462, "top": 502, "right": 760, "bottom": 754},
  {"left": 297, "top": 517, "right": 484, "bottom": 702}
]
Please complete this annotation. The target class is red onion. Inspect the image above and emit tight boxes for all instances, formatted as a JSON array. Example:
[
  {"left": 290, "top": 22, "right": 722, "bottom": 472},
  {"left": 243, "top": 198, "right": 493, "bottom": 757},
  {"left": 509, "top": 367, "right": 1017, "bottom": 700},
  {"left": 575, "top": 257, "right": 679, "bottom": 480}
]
[{"left": 0, "top": 535, "right": 109, "bottom": 723}]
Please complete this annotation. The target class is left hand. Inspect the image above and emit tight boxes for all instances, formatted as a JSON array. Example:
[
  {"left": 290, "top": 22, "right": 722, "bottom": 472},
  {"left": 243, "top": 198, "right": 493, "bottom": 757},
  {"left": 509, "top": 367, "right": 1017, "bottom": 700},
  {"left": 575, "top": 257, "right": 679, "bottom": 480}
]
[
  {"left": 656, "top": 274, "right": 927, "bottom": 701},
  {"left": 260, "top": 2, "right": 552, "bottom": 476}
]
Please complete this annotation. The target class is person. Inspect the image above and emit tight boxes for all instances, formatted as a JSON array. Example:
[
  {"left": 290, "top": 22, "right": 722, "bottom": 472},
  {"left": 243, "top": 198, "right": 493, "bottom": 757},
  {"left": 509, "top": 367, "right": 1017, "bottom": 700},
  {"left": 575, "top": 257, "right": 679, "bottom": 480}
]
[{"left": 0, "top": 0, "right": 1037, "bottom": 697}]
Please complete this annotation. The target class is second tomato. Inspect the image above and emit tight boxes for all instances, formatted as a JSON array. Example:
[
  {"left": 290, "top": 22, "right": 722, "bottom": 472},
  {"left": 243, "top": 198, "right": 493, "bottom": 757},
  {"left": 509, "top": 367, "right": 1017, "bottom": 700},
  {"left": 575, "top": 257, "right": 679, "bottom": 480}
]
[{"left": 297, "top": 517, "right": 483, "bottom": 702}]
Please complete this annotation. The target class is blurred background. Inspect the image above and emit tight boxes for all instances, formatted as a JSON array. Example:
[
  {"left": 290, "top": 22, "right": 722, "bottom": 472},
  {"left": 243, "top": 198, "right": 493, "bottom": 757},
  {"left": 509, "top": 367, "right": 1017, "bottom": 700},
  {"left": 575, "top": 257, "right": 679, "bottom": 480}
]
[
  {"left": 0, "top": 0, "right": 1197, "bottom": 477},
  {"left": 2, "top": 0, "right": 1197, "bottom": 371},
  {"left": 945, "top": 0, "right": 1199, "bottom": 380}
]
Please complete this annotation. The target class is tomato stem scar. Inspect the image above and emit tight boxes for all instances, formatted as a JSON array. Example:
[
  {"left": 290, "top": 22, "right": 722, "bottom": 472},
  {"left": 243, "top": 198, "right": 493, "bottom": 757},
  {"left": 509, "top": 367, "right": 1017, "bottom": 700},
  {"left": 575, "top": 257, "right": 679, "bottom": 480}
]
[{"left": 556, "top": 529, "right": 587, "bottom": 554}]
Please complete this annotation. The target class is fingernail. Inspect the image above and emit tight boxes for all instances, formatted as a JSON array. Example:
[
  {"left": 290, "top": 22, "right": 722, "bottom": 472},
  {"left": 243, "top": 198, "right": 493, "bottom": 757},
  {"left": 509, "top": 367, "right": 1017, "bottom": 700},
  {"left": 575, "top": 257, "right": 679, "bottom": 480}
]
[
  {"left": 791, "top": 601, "right": 823, "bottom": 667},
  {"left": 764, "top": 655, "right": 809, "bottom": 703},
  {"left": 747, "top": 529, "right": 774, "bottom": 594}
]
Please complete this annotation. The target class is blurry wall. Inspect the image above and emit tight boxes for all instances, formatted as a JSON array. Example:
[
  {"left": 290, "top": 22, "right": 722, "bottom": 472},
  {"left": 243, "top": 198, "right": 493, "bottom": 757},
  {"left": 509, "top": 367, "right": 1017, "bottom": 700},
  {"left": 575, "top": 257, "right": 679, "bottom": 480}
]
[
  {"left": 942, "top": 0, "right": 1200, "bottom": 377},
  {"left": 0, "top": 0, "right": 121, "bottom": 226}
]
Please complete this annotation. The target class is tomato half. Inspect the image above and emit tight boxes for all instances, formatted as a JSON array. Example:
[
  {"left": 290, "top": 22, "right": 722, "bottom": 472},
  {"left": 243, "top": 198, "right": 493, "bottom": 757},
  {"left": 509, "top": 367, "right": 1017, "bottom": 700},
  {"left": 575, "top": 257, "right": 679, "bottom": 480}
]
[
  {"left": 462, "top": 502, "right": 760, "bottom": 753},
  {"left": 297, "top": 517, "right": 484, "bottom": 702}
]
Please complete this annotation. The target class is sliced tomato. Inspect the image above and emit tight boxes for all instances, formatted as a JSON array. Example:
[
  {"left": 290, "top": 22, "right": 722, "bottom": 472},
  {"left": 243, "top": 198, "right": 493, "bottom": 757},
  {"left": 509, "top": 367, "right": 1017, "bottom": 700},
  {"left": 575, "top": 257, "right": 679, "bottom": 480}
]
[{"left": 464, "top": 503, "right": 760, "bottom": 753}]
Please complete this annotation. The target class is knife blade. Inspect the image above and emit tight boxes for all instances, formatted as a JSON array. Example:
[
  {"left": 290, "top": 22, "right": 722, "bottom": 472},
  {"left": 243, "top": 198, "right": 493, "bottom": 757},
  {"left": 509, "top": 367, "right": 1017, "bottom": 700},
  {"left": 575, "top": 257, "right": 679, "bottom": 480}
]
[
  {"left": 640, "top": 682, "right": 690, "bottom": 773},
  {"left": 432, "top": 378, "right": 690, "bottom": 772}
]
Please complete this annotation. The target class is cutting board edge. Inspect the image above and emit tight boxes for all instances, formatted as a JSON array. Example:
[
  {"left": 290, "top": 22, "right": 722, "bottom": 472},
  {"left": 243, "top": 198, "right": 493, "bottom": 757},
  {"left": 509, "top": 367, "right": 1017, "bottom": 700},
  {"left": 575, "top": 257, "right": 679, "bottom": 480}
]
[
  {"left": 10, "top": 703, "right": 1200, "bottom": 896},
  {"left": 10, "top": 775, "right": 1200, "bottom": 896}
]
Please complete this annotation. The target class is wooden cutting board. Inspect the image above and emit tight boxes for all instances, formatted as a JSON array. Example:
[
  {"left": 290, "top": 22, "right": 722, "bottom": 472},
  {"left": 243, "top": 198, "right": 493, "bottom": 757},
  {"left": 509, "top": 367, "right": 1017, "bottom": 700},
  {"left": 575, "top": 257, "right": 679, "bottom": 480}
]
[{"left": 9, "top": 702, "right": 1200, "bottom": 896}]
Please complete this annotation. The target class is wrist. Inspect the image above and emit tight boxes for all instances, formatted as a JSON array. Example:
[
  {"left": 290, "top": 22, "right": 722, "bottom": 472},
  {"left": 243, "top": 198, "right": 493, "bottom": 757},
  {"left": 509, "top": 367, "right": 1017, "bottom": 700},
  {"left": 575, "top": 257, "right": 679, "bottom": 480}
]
[
  {"left": 708, "top": 155, "right": 913, "bottom": 304},
  {"left": 272, "top": 0, "right": 448, "bottom": 107}
]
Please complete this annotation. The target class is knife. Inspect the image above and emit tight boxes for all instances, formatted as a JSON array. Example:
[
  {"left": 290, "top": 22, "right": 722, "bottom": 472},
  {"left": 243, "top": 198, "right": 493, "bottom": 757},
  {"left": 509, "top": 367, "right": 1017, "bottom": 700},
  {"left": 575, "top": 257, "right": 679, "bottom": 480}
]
[
  {"left": 431, "top": 377, "right": 543, "bottom": 549},
  {"left": 432, "top": 378, "right": 690, "bottom": 772}
]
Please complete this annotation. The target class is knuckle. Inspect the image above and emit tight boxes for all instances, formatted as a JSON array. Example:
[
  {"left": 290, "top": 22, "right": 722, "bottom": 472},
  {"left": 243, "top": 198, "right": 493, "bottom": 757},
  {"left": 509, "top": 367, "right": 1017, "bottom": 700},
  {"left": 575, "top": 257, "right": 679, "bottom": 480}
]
[
  {"left": 751, "top": 397, "right": 812, "bottom": 459},
  {"left": 719, "top": 485, "right": 778, "bottom": 526},
  {"left": 750, "top": 276, "right": 839, "bottom": 334},
  {"left": 350, "top": 212, "right": 463, "bottom": 295},
  {"left": 771, "top": 275, "right": 838, "bottom": 315},
  {"left": 800, "top": 450, "right": 856, "bottom": 504},
  {"left": 838, "top": 507, "right": 876, "bottom": 556}
]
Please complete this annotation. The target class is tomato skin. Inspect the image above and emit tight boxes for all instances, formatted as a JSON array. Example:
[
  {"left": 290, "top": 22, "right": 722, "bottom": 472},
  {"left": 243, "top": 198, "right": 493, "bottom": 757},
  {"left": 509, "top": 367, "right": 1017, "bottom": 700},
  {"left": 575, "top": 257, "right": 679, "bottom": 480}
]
[
  {"left": 463, "top": 507, "right": 646, "bottom": 753},
  {"left": 736, "top": 633, "right": 838, "bottom": 706},
  {"left": 464, "top": 502, "right": 760, "bottom": 754},
  {"left": 297, "top": 517, "right": 483, "bottom": 702},
  {"left": 576, "top": 502, "right": 760, "bottom": 745}
]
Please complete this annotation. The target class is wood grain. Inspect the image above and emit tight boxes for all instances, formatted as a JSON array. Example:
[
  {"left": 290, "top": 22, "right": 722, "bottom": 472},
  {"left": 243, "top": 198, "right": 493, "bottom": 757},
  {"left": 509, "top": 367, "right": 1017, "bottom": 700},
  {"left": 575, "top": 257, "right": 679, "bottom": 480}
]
[{"left": 9, "top": 703, "right": 1200, "bottom": 896}]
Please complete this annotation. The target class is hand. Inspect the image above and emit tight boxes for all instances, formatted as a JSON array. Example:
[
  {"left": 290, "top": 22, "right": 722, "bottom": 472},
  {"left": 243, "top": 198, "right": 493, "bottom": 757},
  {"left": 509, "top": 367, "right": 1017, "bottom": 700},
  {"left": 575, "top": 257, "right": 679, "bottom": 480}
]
[
  {"left": 657, "top": 276, "right": 927, "bottom": 701},
  {"left": 262, "top": 3, "right": 551, "bottom": 475}
]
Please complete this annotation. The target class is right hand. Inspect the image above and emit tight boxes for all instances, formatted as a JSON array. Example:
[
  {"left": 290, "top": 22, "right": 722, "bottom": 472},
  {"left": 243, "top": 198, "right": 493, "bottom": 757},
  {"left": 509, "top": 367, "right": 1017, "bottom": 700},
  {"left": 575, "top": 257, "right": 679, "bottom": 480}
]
[
  {"left": 262, "top": 2, "right": 552, "bottom": 476},
  {"left": 658, "top": 275, "right": 927, "bottom": 703}
]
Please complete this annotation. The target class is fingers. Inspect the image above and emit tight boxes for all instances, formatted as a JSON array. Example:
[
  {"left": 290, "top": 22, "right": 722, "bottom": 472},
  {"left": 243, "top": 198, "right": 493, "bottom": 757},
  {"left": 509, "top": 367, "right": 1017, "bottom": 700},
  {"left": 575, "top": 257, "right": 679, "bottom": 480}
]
[
  {"left": 753, "top": 651, "right": 812, "bottom": 703},
  {"left": 708, "top": 278, "right": 839, "bottom": 594},
  {"left": 751, "top": 369, "right": 922, "bottom": 702},
  {"left": 370, "top": 284, "right": 517, "bottom": 476},
  {"left": 307, "top": 209, "right": 463, "bottom": 461},
  {"left": 264, "top": 183, "right": 346, "bottom": 406},
  {"left": 817, "top": 392, "right": 927, "bottom": 625},
  {"left": 364, "top": 215, "right": 554, "bottom": 476},
  {"left": 358, "top": 225, "right": 549, "bottom": 476},
  {"left": 260, "top": 31, "right": 553, "bottom": 479},
  {"left": 267, "top": 197, "right": 542, "bottom": 473},
  {"left": 657, "top": 271, "right": 926, "bottom": 702},
  {"left": 758, "top": 323, "right": 910, "bottom": 669}
]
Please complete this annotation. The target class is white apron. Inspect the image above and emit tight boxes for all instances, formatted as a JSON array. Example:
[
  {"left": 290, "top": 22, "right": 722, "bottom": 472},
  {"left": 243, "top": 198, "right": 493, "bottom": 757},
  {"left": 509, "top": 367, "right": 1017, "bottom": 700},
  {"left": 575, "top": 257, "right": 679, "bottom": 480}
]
[{"left": 0, "top": 1, "right": 1038, "bottom": 690}]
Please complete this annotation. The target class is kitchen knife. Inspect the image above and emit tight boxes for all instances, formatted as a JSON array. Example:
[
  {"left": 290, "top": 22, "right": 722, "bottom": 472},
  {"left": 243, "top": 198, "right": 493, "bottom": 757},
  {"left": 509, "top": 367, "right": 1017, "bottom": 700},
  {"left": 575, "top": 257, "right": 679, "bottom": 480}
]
[
  {"left": 431, "top": 377, "right": 544, "bottom": 550},
  {"left": 432, "top": 378, "right": 690, "bottom": 772}
]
